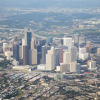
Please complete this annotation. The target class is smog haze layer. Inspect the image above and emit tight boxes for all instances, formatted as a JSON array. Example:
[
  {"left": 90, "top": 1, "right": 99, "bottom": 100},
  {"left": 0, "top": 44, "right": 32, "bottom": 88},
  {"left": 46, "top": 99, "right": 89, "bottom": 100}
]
[{"left": 0, "top": 0, "right": 100, "bottom": 8}]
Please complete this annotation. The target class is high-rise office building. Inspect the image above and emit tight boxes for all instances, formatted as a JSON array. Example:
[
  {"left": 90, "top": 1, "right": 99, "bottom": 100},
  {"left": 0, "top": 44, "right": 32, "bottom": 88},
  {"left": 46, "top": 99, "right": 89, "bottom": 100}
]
[
  {"left": 42, "top": 46, "right": 48, "bottom": 64},
  {"left": 36, "top": 44, "right": 41, "bottom": 53},
  {"left": 69, "top": 61, "right": 77, "bottom": 72},
  {"left": 31, "top": 38, "right": 35, "bottom": 49},
  {"left": 76, "top": 63, "right": 81, "bottom": 74},
  {"left": 97, "top": 48, "right": 100, "bottom": 54},
  {"left": 46, "top": 54, "right": 54, "bottom": 70},
  {"left": 97, "top": 55, "right": 100, "bottom": 62},
  {"left": 13, "top": 36, "right": 18, "bottom": 43},
  {"left": 13, "top": 42, "right": 19, "bottom": 61},
  {"left": 25, "top": 32, "right": 32, "bottom": 49},
  {"left": 60, "top": 39, "right": 63, "bottom": 45},
  {"left": 23, "top": 45, "right": 28, "bottom": 65},
  {"left": 63, "top": 47, "right": 77, "bottom": 72},
  {"left": 19, "top": 46, "right": 22, "bottom": 58},
  {"left": 68, "top": 46, "right": 77, "bottom": 62},
  {"left": 22, "top": 38, "right": 27, "bottom": 58},
  {"left": 63, "top": 38, "right": 72, "bottom": 48},
  {"left": 63, "top": 52, "right": 71, "bottom": 63},
  {"left": 79, "top": 48, "right": 86, "bottom": 54},
  {"left": 29, "top": 49, "right": 37, "bottom": 65},
  {"left": 74, "top": 34, "right": 79, "bottom": 48},
  {"left": 37, "top": 52, "right": 42, "bottom": 64},
  {"left": 55, "top": 48, "right": 59, "bottom": 67},
  {"left": 79, "top": 53, "right": 88, "bottom": 60},
  {"left": 59, "top": 48, "right": 63, "bottom": 64},
  {"left": 86, "top": 41, "right": 91, "bottom": 52},
  {"left": 85, "top": 46, "right": 89, "bottom": 53},
  {"left": 89, "top": 61, "right": 96, "bottom": 69},
  {"left": 79, "top": 48, "right": 88, "bottom": 60},
  {"left": 60, "top": 63, "right": 70, "bottom": 73},
  {"left": 46, "top": 47, "right": 55, "bottom": 70}
]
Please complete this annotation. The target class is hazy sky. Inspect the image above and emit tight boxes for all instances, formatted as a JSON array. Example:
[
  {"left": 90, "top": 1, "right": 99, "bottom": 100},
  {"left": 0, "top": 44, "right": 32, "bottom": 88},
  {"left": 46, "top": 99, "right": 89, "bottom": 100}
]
[{"left": 0, "top": 0, "right": 100, "bottom": 8}]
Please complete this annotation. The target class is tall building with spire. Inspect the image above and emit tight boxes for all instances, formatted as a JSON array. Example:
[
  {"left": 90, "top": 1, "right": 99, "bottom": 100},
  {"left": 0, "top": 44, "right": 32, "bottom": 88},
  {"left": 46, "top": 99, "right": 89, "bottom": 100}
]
[{"left": 25, "top": 31, "right": 32, "bottom": 49}]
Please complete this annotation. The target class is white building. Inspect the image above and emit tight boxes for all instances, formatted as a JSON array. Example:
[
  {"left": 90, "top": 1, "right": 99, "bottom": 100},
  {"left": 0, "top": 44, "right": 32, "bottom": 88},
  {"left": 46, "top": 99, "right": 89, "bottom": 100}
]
[
  {"left": 63, "top": 38, "right": 72, "bottom": 48},
  {"left": 46, "top": 54, "right": 54, "bottom": 70},
  {"left": 56, "top": 66, "right": 60, "bottom": 71},
  {"left": 12, "top": 66, "right": 31, "bottom": 71},
  {"left": 63, "top": 52, "right": 71, "bottom": 63},
  {"left": 37, "top": 64, "right": 46, "bottom": 70},
  {"left": 62, "top": 46, "right": 77, "bottom": 73},
  {"left": 79, "top": 48, "right": 88, "bottom": 60},
  {"left": 29, "top": 49, "right": 37, "bottom": 65},
  {"left": 22, "top": 38, "right": 27, "bottom": 58},
  {"left": 12, "top": 59, "right": 19, "bottom": 66},
  {"left": 79, "top": 48, "right": 86, "bottom": 54},
  {"left": 69, "top": 61, "right": 77, "bottom": 72},
  {"left": 79, "top": 53, "right": 88, "bottom": 60},
  {"left": 5, "top": 51, "right": 13, "bottom": 60},
  {"left": 3, "top": 43, "right": 8, "bottom": 48},
  {"left": 46, "top": 47, "right": 55, "bottom": 70},
  {"left": 3, "top": 43, "right": 10, "bottom": 52}
]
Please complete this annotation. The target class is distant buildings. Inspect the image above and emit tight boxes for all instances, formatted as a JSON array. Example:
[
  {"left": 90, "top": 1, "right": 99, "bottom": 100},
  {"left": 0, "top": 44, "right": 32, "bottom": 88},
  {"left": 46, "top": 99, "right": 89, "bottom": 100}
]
[{"left": 5, "top": 27, "right": 97, "bottom": 74}]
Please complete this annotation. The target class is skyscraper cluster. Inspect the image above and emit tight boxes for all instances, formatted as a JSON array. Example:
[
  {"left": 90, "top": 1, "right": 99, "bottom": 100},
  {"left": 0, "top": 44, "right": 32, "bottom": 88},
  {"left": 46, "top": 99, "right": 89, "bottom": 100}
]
[{"left": 3, "top": 29, "right": 95, "bottom": 73}]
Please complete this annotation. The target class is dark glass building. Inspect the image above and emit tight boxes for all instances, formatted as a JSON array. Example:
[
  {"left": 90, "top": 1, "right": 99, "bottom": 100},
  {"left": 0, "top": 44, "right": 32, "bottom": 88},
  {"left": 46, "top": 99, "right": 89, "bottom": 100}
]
[
  {"left": 13, "top": 42, "right": 19, "bottom": 61},
  {"left": 25, "top": 32, "right": 32, "bottom": 49},
  {"left": 37, "top": 52, "right": 42, "bottom": 64},
  {"left": 36, "top": 44, "right": 41, "bottom": 53}
]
